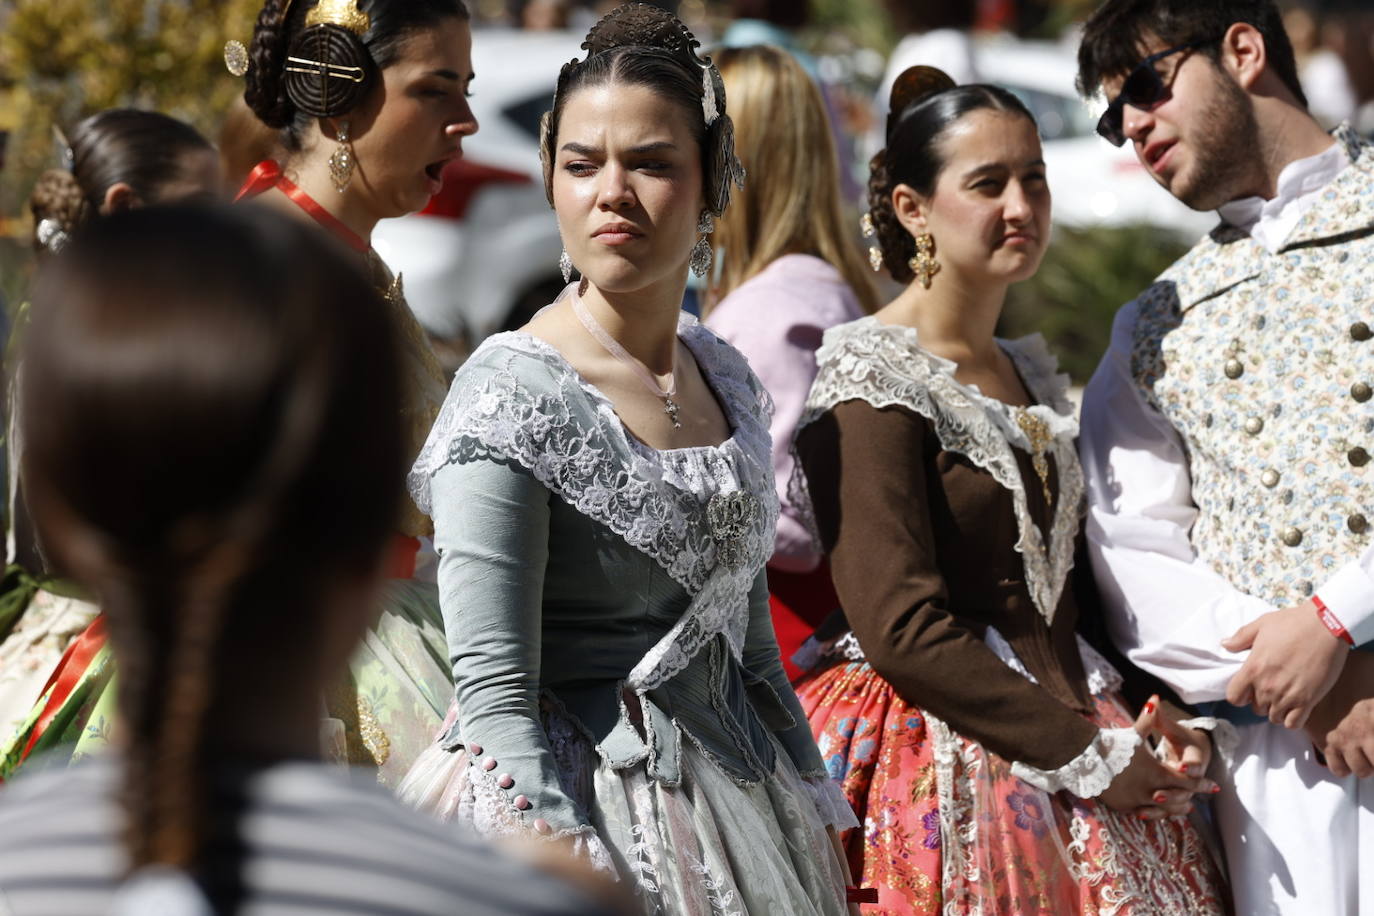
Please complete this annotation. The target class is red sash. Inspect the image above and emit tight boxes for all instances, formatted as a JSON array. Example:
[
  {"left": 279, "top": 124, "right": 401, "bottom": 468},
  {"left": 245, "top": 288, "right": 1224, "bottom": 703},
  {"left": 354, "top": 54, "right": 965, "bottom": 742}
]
[
  {"left": 16, "top": 614, "right": 108, "bottom": 769},
  {"left": 235, "top": 160, "right": 369, "bottom": 253}
]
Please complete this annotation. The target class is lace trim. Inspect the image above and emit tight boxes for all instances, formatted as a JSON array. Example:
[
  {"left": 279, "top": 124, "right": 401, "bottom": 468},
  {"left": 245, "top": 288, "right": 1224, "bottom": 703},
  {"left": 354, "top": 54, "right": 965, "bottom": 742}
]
[
  {"left": 800, "top": 775, "right": 861, "bottom": 831},
  {"left": 790, "top": 318, "right": 1083, "bottom": 626},
  {"left": 1010, "top": 727, "right": 1140, "bottom": 798},
  {"left": 1076, "top": 637, "right": 1125, "bottom": 697},
  {"left": 791, "top": 631, "right": 864, "bottom": 673},
  {"left": 463, "top": 761, "right": 617, "bottom": 875},
  {"left": 410, "top": 307, "right": 778, "bottom": 691}
]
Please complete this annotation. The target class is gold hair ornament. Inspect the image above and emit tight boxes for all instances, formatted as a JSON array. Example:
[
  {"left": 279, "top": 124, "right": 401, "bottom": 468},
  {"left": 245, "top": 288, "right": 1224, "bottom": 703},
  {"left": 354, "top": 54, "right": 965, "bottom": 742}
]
[
  {"left": 306, "top": 0, "right": 371, "bottom": 36},
  {"left": 224, "top": 39, "right": 250, "bottom": 77},
  {"left": 223, "top": 0, "right": 371, "bottom": 77}
]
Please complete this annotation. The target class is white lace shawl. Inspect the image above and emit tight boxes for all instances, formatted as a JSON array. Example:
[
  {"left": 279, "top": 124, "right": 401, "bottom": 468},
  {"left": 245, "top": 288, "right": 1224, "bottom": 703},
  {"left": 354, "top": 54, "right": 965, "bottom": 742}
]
[
  {"left": 409, "top": 311, "right": 779, "bottom": 692},
  {"left": 791, "top": 317, "right": 1083, "bottom": 626}
]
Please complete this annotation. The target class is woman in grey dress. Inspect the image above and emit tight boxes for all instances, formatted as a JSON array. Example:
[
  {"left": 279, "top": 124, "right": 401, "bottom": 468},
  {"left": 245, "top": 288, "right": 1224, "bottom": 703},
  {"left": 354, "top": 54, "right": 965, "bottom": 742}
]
[{"left": 399, "top": 5, "right": 857, "bottom": 913}]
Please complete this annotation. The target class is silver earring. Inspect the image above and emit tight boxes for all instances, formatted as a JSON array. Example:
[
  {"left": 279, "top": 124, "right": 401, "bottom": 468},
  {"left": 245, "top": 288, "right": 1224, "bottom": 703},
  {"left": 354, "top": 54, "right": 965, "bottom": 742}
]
[
  {"left": 690, "top": 211, "right": 714, "bottom": 278},
  {"left": 328, "top": 121, "right": 355, "bottom": 193},
  {"left": 559, "top": 249, "right": 573, "bottom": 284}
]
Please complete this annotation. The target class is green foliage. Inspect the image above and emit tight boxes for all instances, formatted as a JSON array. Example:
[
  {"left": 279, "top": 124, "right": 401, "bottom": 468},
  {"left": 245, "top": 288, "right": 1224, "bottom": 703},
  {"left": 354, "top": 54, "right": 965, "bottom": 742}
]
[
  {"left": 0, "top": 0, "right": 261, "bottom": 218},
  {"left": 999, "top": 224, "right": 1193, "bottom": 384}
]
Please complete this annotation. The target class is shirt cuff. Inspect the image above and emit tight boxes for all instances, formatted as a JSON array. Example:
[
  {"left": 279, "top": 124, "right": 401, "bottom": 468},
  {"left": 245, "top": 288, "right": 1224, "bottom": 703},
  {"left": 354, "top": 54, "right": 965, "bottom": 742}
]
[
  {"left": 1010, "top": 727, "right": 1140, "bottom": 799},
  {"left": 1175, "top": 716, "right": 1240, "bottom": 775},
  {"left": 801, "top": 775, "right": 861, "bottom": 831},
  {"left": 1315, "top": 561, "right": 1374, "bottom": 647}
]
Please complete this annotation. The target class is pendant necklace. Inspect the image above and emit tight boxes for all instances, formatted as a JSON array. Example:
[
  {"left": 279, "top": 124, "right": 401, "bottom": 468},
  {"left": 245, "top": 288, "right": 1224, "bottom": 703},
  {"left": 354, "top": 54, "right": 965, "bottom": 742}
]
[
  {"left": 1013, "top": 407, "right": 1054, "bottom": 509},
  {"left": 571, "top": 290, "right": 682, "bottom": 429}
]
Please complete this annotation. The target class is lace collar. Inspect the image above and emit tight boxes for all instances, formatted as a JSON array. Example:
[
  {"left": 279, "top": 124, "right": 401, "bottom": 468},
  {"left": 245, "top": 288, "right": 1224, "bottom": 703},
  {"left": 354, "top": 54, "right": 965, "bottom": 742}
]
[
  {"left": 794, "top": 317, "right": 1083, "bottom": 624},
  {"left": 409, "top": 309, "right": 778, "bottom": 598}
]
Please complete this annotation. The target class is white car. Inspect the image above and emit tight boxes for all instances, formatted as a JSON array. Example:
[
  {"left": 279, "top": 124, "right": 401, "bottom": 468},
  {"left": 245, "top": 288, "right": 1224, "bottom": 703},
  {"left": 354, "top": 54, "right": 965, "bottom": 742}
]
[
  {"left": 973, "top": 35, "right": 1216, "bottom": 239},
  {"left": 373, "top": 29, "right": 585, "bottom": 353}
]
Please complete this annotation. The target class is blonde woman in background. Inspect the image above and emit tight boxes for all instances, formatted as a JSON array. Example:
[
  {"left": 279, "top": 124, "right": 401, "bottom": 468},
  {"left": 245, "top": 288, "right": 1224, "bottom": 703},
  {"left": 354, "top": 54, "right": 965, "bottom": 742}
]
[{"left": 703, "top": 44, "right": 879, "bottom": 681}]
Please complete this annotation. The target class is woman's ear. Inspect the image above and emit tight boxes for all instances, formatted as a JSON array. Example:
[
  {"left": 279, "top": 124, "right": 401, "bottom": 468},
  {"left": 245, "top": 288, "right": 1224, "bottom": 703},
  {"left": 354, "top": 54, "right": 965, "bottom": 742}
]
[
  {"left": 101, "top": 182, "right": 139, "bottom": 216},
  {"left": 891, "top": 183, "right": 928, "bottom": 239}
]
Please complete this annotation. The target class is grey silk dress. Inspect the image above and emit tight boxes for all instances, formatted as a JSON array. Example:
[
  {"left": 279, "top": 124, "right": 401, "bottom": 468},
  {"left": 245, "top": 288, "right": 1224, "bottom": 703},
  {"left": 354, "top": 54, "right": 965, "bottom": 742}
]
[{"left": 398, "top": 297, "right": 855, "bottom": 915}]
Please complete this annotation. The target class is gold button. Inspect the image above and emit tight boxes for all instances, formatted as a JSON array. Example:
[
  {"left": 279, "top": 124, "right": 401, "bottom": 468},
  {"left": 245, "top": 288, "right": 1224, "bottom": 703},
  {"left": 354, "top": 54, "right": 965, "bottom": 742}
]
[
  {"left": 1349, "top": 514, "right": 1369, "bottom": 535},
  {"left": 1353, "top": 322, "right": 1373, "bottom": 342},
  {"left": 1261, "top": 469, "right": 1280, "bottom": 488},
  {"left": 1224, "top": 359, "right": 1244, "bottom": 379},
  {"left": 1281, "top": 527, "right": 1304, "bottom": 547},
  {"left": 1244, "top": 417, "right": 1264, "bottom": 435},
  {"left": 1354, "top": 382, "right": 1372, "bottom": 403},
  {"left": 1351, "top": 447, "right": 1371, "bottom": 468}
]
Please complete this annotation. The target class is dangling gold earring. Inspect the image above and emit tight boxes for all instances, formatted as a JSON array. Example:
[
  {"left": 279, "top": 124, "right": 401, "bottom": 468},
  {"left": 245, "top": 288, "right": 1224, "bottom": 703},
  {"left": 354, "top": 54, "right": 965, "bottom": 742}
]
[
  {"left": 329, "top": 120, "right": 355, "bottom": 193},
  {"left": 909, "top": 233, "right": 941, "bottom": 289},
  {"left": 861, "top": 212, "right": 883, "bottom": 272}
]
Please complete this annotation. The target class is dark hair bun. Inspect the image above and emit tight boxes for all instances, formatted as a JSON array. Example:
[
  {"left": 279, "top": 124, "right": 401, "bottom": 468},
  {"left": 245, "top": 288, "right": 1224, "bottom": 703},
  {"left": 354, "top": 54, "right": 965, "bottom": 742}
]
[
  {"left": 29, "top": 169, "right": 89, "bottom": 255},
  {"left": 284, "top": 24, "right": 376, "bottom": 119},
  {"left": 582, "top": 2, "right": 699, "bottom": 58},
  {"left": 886, "top": 65, "right": 956, "bottom": 140}
]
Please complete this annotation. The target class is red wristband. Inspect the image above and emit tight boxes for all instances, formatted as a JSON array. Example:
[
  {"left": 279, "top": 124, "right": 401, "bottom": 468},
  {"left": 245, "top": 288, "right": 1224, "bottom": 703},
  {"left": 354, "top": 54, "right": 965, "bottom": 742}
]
[{"left": 1313, "top": 595, "right": 1355, "bottom": 647}]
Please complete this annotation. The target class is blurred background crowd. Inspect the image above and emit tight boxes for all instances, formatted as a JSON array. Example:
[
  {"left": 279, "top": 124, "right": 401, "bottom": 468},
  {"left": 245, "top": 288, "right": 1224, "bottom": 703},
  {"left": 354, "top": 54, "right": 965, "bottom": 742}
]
[{"left": 1, "top": 0, "right": 1371, "bottom": 382}]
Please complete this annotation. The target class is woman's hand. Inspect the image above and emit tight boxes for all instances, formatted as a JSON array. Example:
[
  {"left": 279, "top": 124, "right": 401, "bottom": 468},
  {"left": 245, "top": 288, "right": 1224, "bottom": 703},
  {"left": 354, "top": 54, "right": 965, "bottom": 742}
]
[{"left": 1097, "top": 698, "right": 1215, "bottom": 816}]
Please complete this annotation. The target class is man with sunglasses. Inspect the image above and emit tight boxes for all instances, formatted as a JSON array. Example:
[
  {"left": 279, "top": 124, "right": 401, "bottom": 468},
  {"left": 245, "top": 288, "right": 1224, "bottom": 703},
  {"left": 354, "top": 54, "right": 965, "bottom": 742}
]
[{"left": 1074, "top": 1, "right": 1374, "bottom": 914}]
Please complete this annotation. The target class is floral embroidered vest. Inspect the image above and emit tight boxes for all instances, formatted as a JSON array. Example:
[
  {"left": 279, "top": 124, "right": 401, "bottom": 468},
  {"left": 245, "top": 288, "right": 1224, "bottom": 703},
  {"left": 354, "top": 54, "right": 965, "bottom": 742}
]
[{"left": 1130, "top": 125, "right": 1374, "bottom": 608}]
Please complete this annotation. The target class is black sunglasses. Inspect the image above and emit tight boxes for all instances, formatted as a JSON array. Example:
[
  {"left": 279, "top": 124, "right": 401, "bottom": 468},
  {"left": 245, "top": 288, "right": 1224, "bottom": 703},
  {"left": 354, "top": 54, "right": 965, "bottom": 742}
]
[{"left": 1096, "top": 39, "right": 1217, "bottom": 146}]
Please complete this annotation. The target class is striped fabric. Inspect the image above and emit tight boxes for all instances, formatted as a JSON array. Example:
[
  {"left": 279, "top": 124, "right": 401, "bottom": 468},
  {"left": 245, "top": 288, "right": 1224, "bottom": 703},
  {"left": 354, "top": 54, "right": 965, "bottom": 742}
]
[{"left": 0, "top": 758, "right": 608, "bottom": 916}]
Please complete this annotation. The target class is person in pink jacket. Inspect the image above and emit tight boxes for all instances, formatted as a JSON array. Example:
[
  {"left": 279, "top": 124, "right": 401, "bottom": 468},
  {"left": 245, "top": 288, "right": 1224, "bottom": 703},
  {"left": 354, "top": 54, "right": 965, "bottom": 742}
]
[{"left": 703, "top": 44, "right": 879, "bottom": 681}]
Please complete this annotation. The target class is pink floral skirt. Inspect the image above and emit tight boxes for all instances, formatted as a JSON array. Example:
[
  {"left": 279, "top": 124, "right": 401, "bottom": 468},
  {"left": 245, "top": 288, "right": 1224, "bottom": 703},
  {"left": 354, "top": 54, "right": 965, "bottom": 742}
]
[{"left": 797, "top": 658, "right": 1229, "bottom": 915}]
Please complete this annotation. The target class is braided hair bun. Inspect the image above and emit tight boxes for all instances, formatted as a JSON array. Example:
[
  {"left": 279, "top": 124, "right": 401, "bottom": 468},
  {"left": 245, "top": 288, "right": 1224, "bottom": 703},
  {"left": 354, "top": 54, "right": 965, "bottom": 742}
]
[
  {"left": 284, "top": 24, "right": 375, "bottom": 118},
  {"left": 29, "top": 169, "right": 89, "bottom": 254},
  {"left": 242, "top": 0, "right": 382, "bottom": 142}
]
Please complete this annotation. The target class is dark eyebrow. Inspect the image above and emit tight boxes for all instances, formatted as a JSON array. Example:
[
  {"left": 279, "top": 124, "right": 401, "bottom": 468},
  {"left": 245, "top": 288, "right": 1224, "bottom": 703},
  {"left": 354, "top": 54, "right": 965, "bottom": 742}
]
[
  {"left": 426, "top": 69, "right": 468, "bottom": 82},
  {"left": 561, "top": 142, "right": 600, "bottom": 156},
  {"left": 962, "top": 158, "right": 1046, "bottom": 179},
  {"left": 559, "top": 141, "right": 678, "bottom": 156}
]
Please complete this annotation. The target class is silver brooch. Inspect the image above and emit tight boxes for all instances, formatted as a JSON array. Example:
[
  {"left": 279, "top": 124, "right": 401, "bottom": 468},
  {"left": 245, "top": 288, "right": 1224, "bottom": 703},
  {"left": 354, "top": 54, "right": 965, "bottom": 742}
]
[{"left": 707, "top": 491, "right": 759, "bottom": 571}]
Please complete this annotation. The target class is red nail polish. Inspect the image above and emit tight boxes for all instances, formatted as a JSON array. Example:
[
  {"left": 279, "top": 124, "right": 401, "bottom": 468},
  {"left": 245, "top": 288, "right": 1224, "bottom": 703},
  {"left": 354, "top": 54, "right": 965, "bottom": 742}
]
[
  {"left": 1210, "top": 785, "right": 1221, "bottom": 794},
  {"left": 1143, "top": 702, "right": 1156, "bottom": 714},
  {"left": 1153, "top": 792, "right": 1167, "bottom": 803}
]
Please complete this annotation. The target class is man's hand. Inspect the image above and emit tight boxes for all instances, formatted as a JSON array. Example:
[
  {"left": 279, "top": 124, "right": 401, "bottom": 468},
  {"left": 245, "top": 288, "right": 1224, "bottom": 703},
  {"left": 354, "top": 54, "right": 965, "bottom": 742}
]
[
  {"left": 1223, "top": 602, "right": 1348, "bottom": 728},
  {"left": 1306, "top": 653, "right": 1374, "bottom": 778}
]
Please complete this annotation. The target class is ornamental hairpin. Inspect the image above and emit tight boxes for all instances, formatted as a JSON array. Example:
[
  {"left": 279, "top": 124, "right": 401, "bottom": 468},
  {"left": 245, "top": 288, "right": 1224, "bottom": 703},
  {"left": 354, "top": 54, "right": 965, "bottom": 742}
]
[{"left": 36, "top": 218, "right": 70, "bottom": 254}]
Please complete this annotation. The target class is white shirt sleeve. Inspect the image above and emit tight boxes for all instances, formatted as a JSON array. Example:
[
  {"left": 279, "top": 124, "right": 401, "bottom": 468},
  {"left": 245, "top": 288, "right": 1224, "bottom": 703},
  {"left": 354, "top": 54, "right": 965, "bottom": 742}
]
[
  {"left": 1079, "top": 302, "right": 1270, "bottom": 703},
  {"left": 1314, "top": 557, "right": 1374, "bottom": 647}
]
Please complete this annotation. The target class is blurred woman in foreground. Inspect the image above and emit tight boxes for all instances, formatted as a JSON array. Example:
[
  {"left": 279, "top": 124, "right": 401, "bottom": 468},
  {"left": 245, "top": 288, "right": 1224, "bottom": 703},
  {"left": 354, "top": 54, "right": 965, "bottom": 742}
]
[
  {"left": 0, "top": 204, "right": 613, "bottom": 916},
  {"left": 703, "top": 44, "right": 878, "bottom": 681}
]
